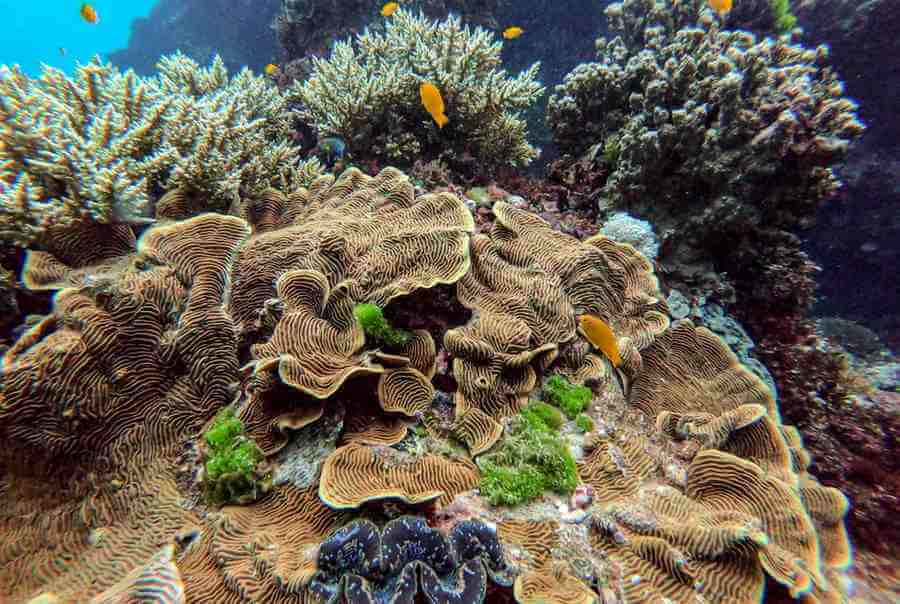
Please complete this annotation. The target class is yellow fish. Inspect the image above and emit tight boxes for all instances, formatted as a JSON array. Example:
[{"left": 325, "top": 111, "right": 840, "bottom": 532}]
[
  {"left": 708, "top": 0, "right": 732, "bottom": 16},
  {"left": 503, "top": 27, "right": 524, "bottom": 39},
  {"left": 80, "top": 3, "right": 100, "bottom": 24},
  {"left": 381, "top": 2, "right": 400, "bottom": 16},
  {"left": 420, "top": 82, "right": 448, "bottom": 128},
  {"left": 578, "top": 314, "right": 621, "bottom": 368},
  {"left": 264, "top": 63, "right": 279, "bottom": 75}
]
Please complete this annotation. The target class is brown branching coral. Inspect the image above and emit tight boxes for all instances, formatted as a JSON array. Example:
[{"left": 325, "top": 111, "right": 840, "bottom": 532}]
[
  {"left": 288, "top": 9, "right": 544, "bottom": 169},
  {"left": 0, "top": 54, "right": 320, "bottom": 248}
]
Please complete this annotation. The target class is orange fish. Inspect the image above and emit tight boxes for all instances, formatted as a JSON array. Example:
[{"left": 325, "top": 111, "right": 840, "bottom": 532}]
[
  {"left": 80, "top": 3, "right": 100, "bottom": 24},
  {"left": 708, "top": 0, "right": 732, "bottom": 16},
  {"left": 381, "top": 2, "right": 400, "bottom": 17},
  {"left": 578, "top": 314, "right": 621, "bottom": 367},
  {"left": 420, "top": 82, "right": 448, "bottom": 128},
  {"left": 502, "top": 27, "right": 524, "bottom": 39},
  {"left": 264, "top": 63, "right": 279, "bottom": 75}
]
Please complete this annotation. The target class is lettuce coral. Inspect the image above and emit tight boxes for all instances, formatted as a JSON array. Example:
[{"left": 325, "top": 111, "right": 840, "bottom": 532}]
[{"left": 289, "top": 9, "right": 544, "bottom": 169}]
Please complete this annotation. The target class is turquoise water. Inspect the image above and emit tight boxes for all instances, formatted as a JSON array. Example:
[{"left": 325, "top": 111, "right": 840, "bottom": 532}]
[{"left": 0, "top": 0, "right": 157, "bottom": 75}]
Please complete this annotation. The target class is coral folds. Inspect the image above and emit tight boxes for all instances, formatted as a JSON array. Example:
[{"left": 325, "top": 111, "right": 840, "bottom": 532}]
[{"left": 0, "top": 167, "right": 858, "bottom": 603}]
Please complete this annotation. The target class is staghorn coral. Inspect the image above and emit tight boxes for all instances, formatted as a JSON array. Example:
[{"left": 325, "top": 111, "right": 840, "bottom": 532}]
[
  {"left": 274, "top": 0, "right": 504, "bottom": 68},
  {"left": 0, "top": 52, "right": 321, "bottom": 247},
  {"left": 288, "top": 9, "right": 544, "bottom": 169},
  {"left": 547, "top": 0, "right": 863, "bottom": 286}
]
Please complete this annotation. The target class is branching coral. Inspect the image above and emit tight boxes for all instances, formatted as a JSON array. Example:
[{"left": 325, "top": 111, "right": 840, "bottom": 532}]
[
  {"left": 0, "top": 52, "right": 321, "bottom": 247},
  {"left": 547, "top": 0, "right": 863, "bottom": 243},
  {"left": 288, "top": 9, "right": 544, "bottom": 169}
]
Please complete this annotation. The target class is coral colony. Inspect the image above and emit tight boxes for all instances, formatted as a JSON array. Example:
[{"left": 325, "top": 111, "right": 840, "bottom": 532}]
[{"left": 3, "top": 1, "right": 897, "bottom": 603}]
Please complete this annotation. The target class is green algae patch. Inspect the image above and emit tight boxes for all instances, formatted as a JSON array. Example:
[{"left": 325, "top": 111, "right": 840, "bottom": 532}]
[
  {"left": 201, "top": 408, "right": 270, "bottom": 505},
  {"left": 771, "top": 0, "right": 797, "bottom": 34},
  {"left": 478, "top": 402, "right": 578, "bottom": 507},
  {"left": 354, "top": 303, "right": 411, "bottom": 348},
  {"left": 542, "top": 374, "right": 592, "bottom": 419},
  {"left": 575, "top": 413, "right": 595, "bottom": 433}
]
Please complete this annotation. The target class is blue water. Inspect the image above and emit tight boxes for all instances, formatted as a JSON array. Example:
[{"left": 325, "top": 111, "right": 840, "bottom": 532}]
[{"left": 0, "top": 0, "right": 157, "bottom": 76}]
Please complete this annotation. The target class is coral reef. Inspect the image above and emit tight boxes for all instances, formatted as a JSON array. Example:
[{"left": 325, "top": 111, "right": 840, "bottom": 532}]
[
  {"left": 0, "top": 167, "right": 859, "bottom": 603},
  {"left": 288, "top": 9, "right": 544, "bottom": 170},
  {"left": 0, "top": 52, "right": 321, "bottom": 247},
  {"left": 548, "top": 0, "right": 862, "bottom": 248}
]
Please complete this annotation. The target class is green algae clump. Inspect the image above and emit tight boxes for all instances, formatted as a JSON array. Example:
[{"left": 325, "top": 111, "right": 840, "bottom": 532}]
[
  {"left": 542, "top": 374, "right": 592, "bottom": 419},
  {"left": 353, "top": 303, "right": 411, "bottom": 348},
  {"left": 522, "top": 401, "right": 565, "bottom": 431},
  {"left": 771, "top": 0, "right": 798, "bottom": 34},
  {"left": 575, "top": 413, "right": 595, "bottom": 433},
  {"left": 202, "top": 408, "right": 270, "bottom": 505},
  {"left": 478, "top": 402, "right": 578, "bottom": 507}
]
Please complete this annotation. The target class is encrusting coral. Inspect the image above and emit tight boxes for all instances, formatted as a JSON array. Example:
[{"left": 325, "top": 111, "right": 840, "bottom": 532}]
[
  {"left": 0, "top": 52, "right": 321, "bottom": 248},
  {"left": 0, "top": 166, "right": 857, "bottom": 603},
  {"left": 288, "top": 8, "right": 545, "bottom": 169}
]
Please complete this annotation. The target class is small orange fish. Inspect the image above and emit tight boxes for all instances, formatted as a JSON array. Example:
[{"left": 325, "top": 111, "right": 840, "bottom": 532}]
[
  {"left": 80, "top": 3, "right": 100, "bottom": 24},
  {"left": 264, "top": 63, "right": 279, "bottom": 75},
  {"left": 503, "top": 27, "right": 524, "bottom": 40},
  {"left": 708, "top": 0, "right": 732, "bottom": 16},
  {"left": 578, "top": 314, "right": 621, "bottom": 367},
  {"left": 381, "top": 2, "right": 400, "bottom": 17},
  {"left": 420, "top": 82, "right": 448, "bottom": 128}
]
